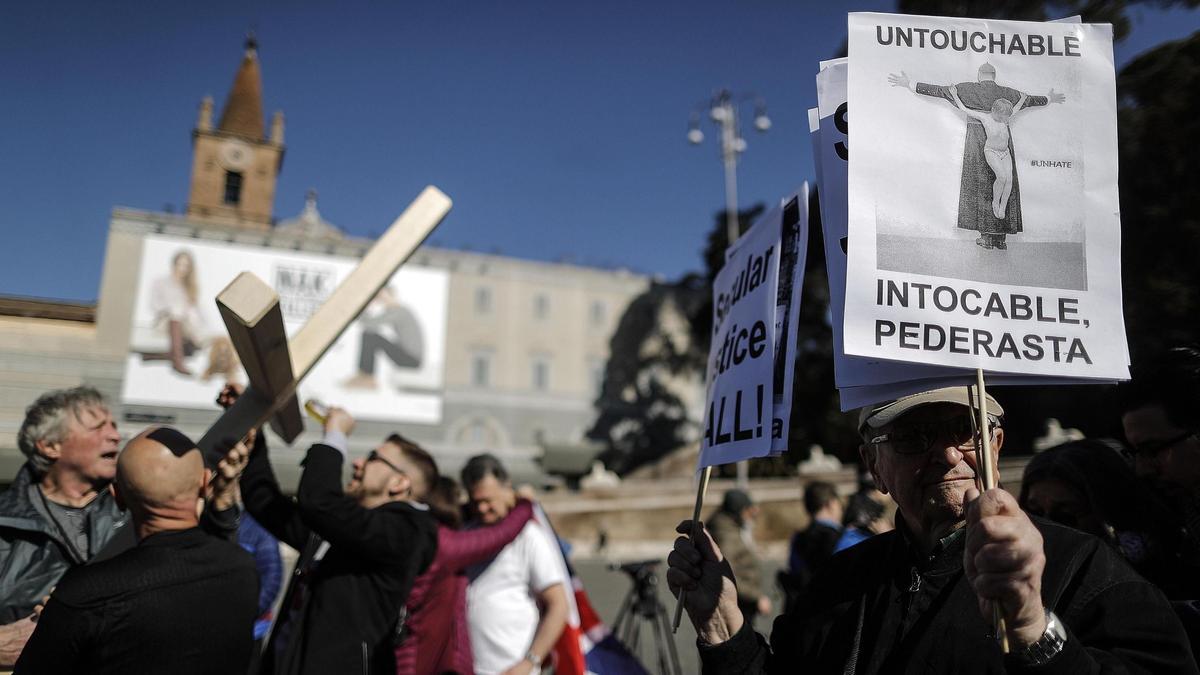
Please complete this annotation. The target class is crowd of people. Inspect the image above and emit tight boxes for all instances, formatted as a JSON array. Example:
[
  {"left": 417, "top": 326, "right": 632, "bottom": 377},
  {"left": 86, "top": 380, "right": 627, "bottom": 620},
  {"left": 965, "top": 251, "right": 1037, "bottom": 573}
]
[
  {"left": 0, "top": 385, "right": 572, "bottom": 674},
  {"left": 1, "top": 344, "right": 1198, "bottom": 673}
]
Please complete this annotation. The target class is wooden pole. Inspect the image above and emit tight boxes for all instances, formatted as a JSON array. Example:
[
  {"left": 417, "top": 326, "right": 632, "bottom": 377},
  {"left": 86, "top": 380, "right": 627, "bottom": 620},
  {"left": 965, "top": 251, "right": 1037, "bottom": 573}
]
[
  {"left": 974, "top": 368, "right": 1009, "bottom": 654},
  {"left": 672, "top": 465, "right": 714, "bottom": 633}
]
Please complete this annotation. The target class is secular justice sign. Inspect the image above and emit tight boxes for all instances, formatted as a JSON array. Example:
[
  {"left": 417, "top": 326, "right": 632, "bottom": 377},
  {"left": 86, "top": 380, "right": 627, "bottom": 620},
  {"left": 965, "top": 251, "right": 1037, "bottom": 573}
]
[
  {"left": 698, "top": 192, "right": 807, "bottom": 468},
  {"left": 843, "top": 13, "right": 1128, "bottom": 380}
]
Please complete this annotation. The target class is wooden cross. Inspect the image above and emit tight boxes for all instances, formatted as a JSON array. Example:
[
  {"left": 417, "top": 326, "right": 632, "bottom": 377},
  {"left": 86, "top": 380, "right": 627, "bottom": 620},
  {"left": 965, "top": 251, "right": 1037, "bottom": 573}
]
[{"left": 196, "top": 186, "right": 452, "bottom": 455}]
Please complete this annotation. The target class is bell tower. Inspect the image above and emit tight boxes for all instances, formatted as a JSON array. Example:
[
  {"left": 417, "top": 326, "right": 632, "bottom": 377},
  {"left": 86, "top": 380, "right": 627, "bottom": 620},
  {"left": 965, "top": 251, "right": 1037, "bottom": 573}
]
[{"left": 186, "top": 35, "right": 285, "bottom": 229}]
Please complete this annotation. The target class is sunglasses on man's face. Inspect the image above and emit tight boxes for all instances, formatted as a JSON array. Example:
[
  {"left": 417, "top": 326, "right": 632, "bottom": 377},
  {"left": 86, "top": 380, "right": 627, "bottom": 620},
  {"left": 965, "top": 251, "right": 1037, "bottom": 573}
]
[
  {"left": 869, "top": 414, "right": 997, "bottom": 456},
  {"left": 366, "top": 450, "right": 407, "bottom": 477},
  {"left": 1122, "top": 431, "right": 1197, "bottom": 460}
]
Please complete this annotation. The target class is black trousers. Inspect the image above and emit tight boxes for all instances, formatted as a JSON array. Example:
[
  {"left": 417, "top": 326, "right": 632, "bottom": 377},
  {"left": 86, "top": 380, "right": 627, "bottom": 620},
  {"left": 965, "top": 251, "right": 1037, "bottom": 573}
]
[{"left": 357, "top": 331, "right": 419, "bottom": 374}]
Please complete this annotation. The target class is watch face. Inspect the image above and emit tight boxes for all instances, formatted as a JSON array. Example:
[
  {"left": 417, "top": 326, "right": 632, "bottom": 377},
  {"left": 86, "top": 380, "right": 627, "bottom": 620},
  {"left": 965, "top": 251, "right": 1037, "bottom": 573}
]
[{"left": 220, "top": 141, "right": 251, "bottom": 170}]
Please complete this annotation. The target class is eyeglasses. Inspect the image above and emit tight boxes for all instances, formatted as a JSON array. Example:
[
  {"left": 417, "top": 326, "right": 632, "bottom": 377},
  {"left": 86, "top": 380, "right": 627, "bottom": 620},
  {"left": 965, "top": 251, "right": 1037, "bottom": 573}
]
[
  {"left": 1122, "top": 431, "right": 1197, "bottom": 459},
  {"left": 366, "top": 450, "right": 408, "bottom": 477},
  {"left": 869, "top": 415, "right": 998, "bottom": 456}
]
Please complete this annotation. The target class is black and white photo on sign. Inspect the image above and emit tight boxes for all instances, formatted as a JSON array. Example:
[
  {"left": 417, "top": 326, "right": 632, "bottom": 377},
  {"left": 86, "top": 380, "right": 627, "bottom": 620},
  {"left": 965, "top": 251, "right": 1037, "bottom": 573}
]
[
  {"left": 844, "top": 13, "right": 1127, "bottom": 380},
  {"left": 875, "top": 54, "right": 1084, "bottom": 290}
]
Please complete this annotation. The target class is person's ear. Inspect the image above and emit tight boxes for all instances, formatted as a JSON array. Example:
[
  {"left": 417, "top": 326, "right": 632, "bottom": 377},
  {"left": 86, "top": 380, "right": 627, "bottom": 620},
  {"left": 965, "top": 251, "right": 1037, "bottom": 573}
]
[
  {"left": 387, "top": 474, "right": 411, "bottom": 500},
  {"left": 992, "top": 427, "right": 1005, "bottom": 456},
  {"left": 35, "top": 439, "right": 61, "bottom": 462},
  {"left": 858, "top": 443, "right": 888, "bottom": 495}
]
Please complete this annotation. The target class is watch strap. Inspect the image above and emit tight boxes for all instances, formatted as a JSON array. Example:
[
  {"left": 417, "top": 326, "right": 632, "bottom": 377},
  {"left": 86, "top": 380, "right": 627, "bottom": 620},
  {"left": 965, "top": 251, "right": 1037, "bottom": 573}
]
[{"left": 1015, "top": 609, "right": 1068, "bottom": 666}]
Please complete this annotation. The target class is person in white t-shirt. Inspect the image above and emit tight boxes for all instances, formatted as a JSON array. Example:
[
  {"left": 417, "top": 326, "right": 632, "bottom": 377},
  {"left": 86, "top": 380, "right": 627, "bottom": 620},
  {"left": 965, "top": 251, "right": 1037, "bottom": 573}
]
[{"left": 462, "top": 454, "right": 568, "bottom": 675}]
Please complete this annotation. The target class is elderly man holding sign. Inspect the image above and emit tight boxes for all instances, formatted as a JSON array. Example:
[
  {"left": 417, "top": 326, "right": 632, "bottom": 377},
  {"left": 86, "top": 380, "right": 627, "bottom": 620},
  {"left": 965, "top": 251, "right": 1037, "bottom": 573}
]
[{"left": 667, "top": 387, "right": 1196, "bottom": 672}]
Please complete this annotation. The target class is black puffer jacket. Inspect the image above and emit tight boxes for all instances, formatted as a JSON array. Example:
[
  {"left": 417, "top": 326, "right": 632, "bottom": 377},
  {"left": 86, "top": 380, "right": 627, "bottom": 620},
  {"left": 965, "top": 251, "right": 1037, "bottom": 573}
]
[{"left": 0, "top": 464, "right": 128, "bottom": 622}]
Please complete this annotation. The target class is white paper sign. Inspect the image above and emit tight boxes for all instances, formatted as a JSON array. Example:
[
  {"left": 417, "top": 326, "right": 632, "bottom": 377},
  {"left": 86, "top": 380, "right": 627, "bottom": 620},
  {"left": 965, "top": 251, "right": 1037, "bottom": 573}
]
[
  {"left": 699, "top": 203, "right": 782, "bottom": 468},
  {"left": 817, "top": 58, "right": 962, "bottom": 390},
  {"left": 845, "top": 13, "right": 1129, "bottom": 380}
]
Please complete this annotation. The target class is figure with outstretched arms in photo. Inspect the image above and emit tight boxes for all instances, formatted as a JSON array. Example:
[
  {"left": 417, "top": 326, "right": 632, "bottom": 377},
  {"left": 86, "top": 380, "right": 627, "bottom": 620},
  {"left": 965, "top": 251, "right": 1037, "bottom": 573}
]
[
  {"left": 949, "top": 84, "right": 1030, "bottom": 222},
  {"left": 888, "top": 64, "right": 1065, "bottom": 250}
]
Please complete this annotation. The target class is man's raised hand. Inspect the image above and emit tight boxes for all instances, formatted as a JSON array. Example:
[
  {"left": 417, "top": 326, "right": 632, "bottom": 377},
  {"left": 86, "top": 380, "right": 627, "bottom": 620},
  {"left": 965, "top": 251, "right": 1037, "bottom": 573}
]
[
  {"left": 215, "top": 382, "right": 243, "bottom": 410},
  {"left": 964, "top": 487, "right": 1048, "bottom": 649},
  {"left": 888, "top": 71, "right": 911, "bottom": 89},
  {"left": 324, "top": 407, "right": 356, "bottom": 437},
  {"left": 665, "top": 520, "right": 744, "bottom": 645},
  {"left": 1048, "top": 88, "right": 1066, "bottom": 104},
  {"left": 208, "top": 437, "right": 250, "bottom": 511}
]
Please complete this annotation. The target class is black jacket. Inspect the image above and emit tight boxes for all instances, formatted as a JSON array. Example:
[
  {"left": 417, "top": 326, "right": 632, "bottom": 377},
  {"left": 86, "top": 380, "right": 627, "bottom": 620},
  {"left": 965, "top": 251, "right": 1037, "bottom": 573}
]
[
  {"left": 13, "top": 527, "right": 258, "bottom": 675},
  {"left": 0, "top": 463, "right": 240, "bottom": 624},
  {"left": 241, "top": 438, "right": 437, "bottom": 675},
  {"left": 0, "top": 464, "right": 128, "bottom": 622},
  {"left": 701, "top": 517, "right": 1198, "bottom": 674},
  {"left": 788, "top": 520, "right": 842, "bottom": 581}
]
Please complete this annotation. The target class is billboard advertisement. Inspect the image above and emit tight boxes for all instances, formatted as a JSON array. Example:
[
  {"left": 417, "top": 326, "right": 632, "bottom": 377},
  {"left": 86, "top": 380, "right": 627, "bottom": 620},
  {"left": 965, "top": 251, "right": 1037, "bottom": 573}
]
[{"left": 121, "top": 233, "right": 447, "bottom": 423}]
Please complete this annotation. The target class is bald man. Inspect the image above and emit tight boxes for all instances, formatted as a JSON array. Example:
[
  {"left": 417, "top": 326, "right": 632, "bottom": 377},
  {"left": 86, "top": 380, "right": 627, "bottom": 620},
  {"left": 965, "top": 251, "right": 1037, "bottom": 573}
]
[{"left": 14, "top": 427, "right": 258, "bottom": 675}]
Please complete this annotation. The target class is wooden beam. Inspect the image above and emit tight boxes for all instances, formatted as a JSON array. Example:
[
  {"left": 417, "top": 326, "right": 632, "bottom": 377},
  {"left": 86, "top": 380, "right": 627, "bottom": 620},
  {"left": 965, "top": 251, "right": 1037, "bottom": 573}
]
[
  {"left": 289, "top": 185, "right": 452, "bottom": 378},
  {"left": 198, "top": 271, "right": 302, "bottom": 452},
  {"left": 196, "top": 186, "right": 452, "bottom": 454}
]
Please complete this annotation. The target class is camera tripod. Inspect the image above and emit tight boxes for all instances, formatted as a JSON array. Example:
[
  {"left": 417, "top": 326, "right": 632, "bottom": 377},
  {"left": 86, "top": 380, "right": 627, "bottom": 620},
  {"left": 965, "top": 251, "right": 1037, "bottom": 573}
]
[{"left": 610, "top": 560, "right": 682, "bottom": 675}]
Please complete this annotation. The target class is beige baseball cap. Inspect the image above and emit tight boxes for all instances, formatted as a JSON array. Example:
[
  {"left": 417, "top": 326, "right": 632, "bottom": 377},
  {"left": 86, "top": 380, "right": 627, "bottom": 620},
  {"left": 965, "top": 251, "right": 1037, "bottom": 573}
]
[{"left": 857, "top": 386, "right": 1004, "bottom": 434}]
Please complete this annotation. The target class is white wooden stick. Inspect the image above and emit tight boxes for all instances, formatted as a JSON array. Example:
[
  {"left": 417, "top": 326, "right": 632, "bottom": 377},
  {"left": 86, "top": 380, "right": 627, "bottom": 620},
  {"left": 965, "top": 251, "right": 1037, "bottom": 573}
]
[
  {"left": 974, "top": 368, "right": 1009, "bottom": 654},
  {"left": 289, "top": 186, "right": 451, "bottom": 377}
]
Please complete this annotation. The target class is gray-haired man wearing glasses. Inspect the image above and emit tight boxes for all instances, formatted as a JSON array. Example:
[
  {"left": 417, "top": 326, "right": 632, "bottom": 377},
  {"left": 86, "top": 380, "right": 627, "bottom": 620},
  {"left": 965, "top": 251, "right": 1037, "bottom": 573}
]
[{"left": 668, "top": 386, "right": 1196, "bottom": 673}]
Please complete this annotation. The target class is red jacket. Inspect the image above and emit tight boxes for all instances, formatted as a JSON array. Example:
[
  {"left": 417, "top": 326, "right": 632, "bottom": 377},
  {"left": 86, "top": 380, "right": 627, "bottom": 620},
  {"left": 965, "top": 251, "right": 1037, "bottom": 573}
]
[{"left": 395, "top": 500, "right": 534, "bottom": 675}]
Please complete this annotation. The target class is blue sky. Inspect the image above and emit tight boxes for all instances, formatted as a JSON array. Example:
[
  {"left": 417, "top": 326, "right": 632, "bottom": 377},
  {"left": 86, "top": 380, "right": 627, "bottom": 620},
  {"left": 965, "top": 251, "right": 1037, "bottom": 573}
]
[{"left": 1, "top": 1, "right": 1195, "bottom": 302}]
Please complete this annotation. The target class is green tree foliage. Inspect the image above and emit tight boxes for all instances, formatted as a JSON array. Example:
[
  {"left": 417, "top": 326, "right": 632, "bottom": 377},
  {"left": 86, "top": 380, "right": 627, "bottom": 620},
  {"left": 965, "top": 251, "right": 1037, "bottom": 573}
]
[
  {"left": 588, "top": 277, "right": 709, "bottom": 475},
  {"left": 1116, "top": 30, "right": 1200, "bottom": 362}
]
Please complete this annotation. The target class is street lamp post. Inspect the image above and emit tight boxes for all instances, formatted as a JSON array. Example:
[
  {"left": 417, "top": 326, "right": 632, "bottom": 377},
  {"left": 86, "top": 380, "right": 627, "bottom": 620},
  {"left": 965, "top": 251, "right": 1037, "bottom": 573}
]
[{"left": 689, "top": 89, "right": 771, "bottom": 488}]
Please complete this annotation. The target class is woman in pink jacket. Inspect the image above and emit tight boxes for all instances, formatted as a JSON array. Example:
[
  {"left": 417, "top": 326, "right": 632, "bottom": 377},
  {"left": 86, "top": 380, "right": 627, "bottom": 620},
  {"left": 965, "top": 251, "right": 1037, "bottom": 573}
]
[{"left": 396, "top": 477, "right": 534, "bottom": 675}]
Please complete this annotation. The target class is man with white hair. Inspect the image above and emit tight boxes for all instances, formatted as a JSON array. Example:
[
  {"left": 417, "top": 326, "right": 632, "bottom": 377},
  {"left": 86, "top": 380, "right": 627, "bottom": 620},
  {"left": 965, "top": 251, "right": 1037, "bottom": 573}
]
[
  {"left": 0, "top": 387, "right": 122, "bottom": 665},
  {"left": 0, "top": 386, "right": 242, "bottom": 666},
  {"left": 14, "top": 426, "right": 258, "bottom": 674}
]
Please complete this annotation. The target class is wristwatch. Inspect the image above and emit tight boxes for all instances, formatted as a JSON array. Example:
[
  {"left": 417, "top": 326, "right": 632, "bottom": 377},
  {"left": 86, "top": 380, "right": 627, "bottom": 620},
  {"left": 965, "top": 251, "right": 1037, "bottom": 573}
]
[
  {"left": 1014, "top": 609, "right": 1068, "bottom": 665},
  {"left": 525, "top": 650, "right": 543, "bottom": 667}
]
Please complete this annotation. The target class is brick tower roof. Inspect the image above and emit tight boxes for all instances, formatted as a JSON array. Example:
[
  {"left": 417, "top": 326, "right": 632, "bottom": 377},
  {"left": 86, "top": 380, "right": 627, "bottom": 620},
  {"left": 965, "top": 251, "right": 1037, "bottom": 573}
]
[{"left": 217, "top": 35, "right": 265, "bottom": 140}]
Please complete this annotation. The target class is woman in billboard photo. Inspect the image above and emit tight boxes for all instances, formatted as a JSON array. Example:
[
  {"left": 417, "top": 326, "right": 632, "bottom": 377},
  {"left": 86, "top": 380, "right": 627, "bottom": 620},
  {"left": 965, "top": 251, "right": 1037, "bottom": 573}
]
[{"left": 141, "top": 249, "right": 208, "bottom": 375}]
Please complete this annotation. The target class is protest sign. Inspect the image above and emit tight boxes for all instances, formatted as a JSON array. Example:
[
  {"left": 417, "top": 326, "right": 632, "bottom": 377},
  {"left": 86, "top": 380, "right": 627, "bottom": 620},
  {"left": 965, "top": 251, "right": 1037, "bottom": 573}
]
[
  {"left": 812, "top": 55, "right": 1109, "bottom": 410},
  {"left": 699, "top": 198, "right": 792, "bottom": 468},
  {"left": 816, "top": 58, "right": 960, "bottom": 389},
  {"left": 769, "top": 189, "right": 808, "bottom": 454},
  {"left": 844, "top": 13, "right": 1128, "bottom": 380}
]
